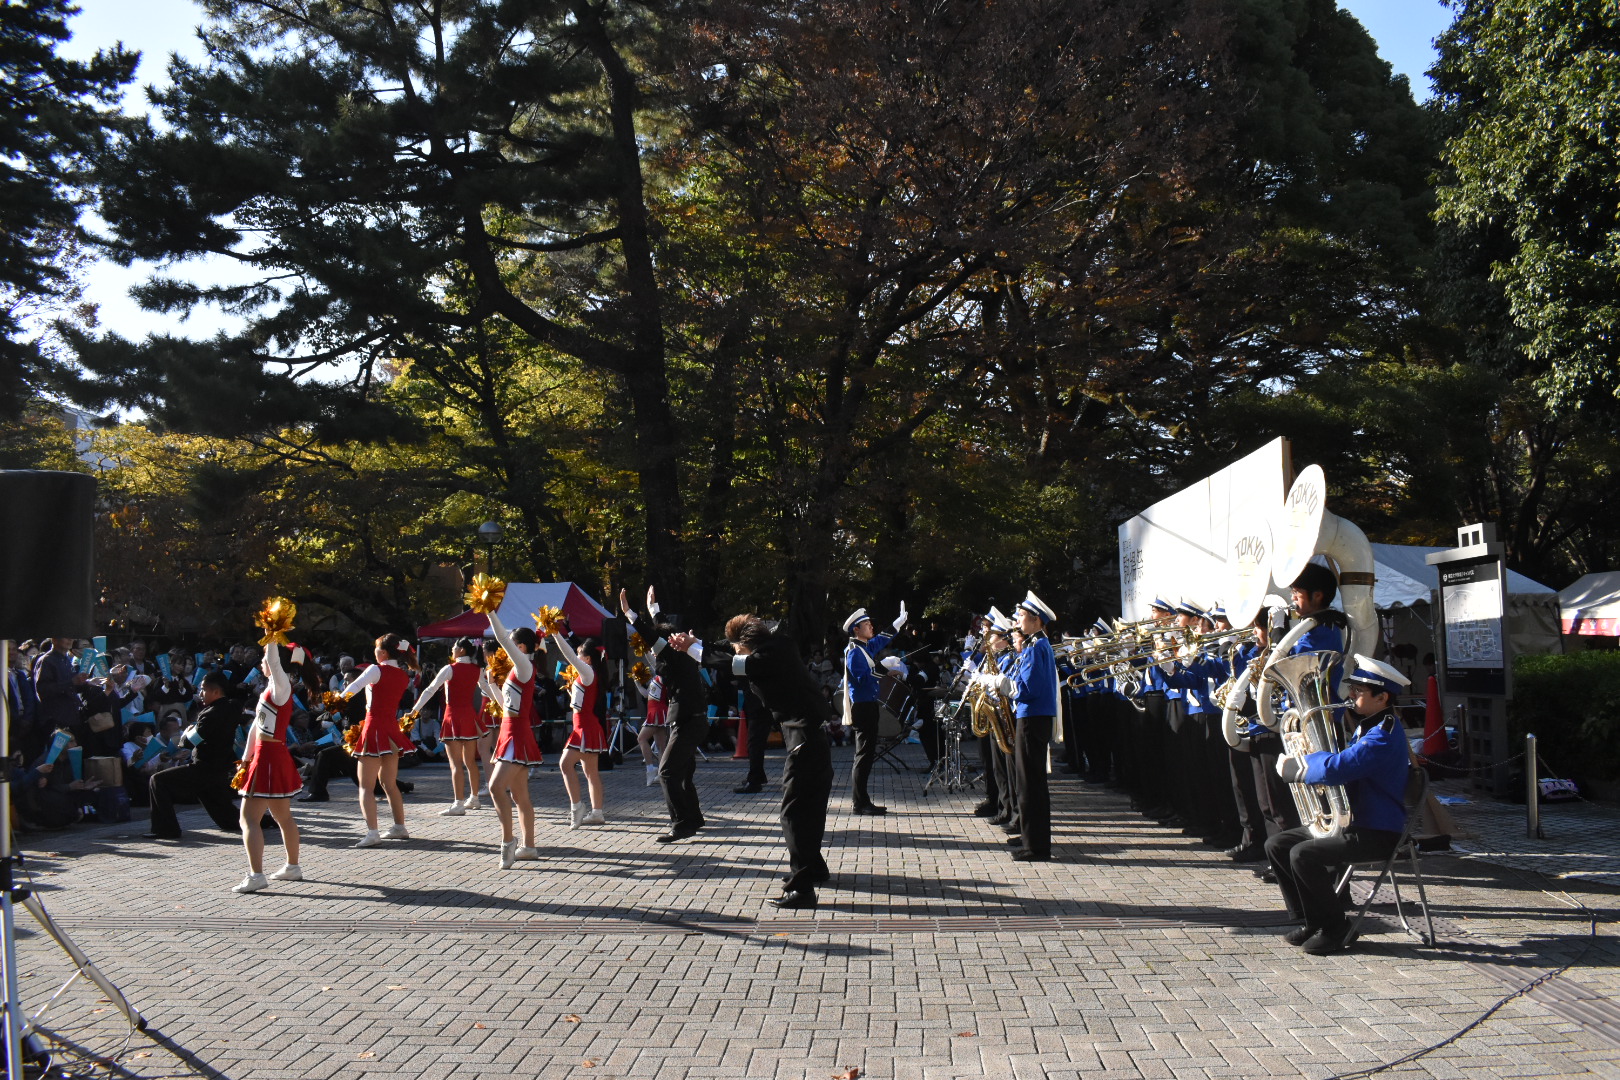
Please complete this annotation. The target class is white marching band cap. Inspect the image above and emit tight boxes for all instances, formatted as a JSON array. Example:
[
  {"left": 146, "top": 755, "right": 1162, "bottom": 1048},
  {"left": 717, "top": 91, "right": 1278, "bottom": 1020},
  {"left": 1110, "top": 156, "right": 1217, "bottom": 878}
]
[
  {"left": 1017, "top": 590, "right": 1056, "bottom": 624},
  {"left": 986, "top": 606, "right": 1014, "bottom": 634},
  {"left": 1092, "top": 617, "right": 1111, "bottom": 635},
  {"left": 842, "top": 608, "right": 872, "bottom": 635},
  {"left": 1345, "top": 654, "right": 1411, "bottom": 697},
  {"left": 1150, "top": 596, "right": 1175, "bottom": 613}
]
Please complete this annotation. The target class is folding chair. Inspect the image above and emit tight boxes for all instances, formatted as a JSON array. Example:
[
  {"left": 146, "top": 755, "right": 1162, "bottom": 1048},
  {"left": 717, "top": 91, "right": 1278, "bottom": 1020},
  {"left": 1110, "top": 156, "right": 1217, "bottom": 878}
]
[{"left": 1335, "top": 764, "right": 1439, "bottom": 946}]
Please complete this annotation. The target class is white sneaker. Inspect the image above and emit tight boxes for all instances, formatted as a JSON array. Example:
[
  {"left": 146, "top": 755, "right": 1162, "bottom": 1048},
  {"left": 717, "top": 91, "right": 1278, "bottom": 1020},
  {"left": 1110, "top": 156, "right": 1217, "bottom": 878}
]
[
  {"left": 233, "top": 872, "right": 268, "bottom": 894},
  {"left": 462, "top": 796, "right": 481, "bottom": 811},
  {"left": 513, "top": 846, "right": 539, "bottom": 861},
  {"left": 381, "top": 823, "right": 410, "bottom": 840},
  {"left": 499, "top": 841, "right": 516, "bottom": 869},
  {"left": 582, "top": 808, "right": 606, "bottom": 826},
  {"left": 439, "top": 804, "right": 466, "bottom": 817},
  {"left": 354, "top": 830, "right": 382, "bottom": 848},
  {"left": 645, "top": 765, "right": 659, "bottom": 786},
  {"left": 568, "top": 802, "right": 587, "bottom": 830},
  {"left": 269, "top": 864, "right": 302, "bottom": 882}
]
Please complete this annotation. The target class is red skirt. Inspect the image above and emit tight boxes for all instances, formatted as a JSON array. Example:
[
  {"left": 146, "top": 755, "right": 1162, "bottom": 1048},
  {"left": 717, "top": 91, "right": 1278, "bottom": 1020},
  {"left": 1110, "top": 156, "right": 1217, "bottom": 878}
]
[
  {"left": 355, "top": 716, "right": 414, "bottom": 757},
  {"left": 440, "top": 709, "right": 483, "bottom": 741},
  {"left": 240, "top": 741, "right": 303, "bottom": 799},
  {"left": 494, "top": 713, "right": 544, "bottom": 766},
  {"left": 565, "top": 711, "right": 608, "bottom": 753}
]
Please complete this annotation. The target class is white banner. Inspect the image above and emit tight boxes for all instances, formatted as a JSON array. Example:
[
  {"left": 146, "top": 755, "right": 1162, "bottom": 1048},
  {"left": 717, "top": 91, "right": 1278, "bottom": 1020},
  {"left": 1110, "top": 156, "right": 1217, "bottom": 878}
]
[{"left": 1117, "top": 438, "right": 1289, "bottom": 620}]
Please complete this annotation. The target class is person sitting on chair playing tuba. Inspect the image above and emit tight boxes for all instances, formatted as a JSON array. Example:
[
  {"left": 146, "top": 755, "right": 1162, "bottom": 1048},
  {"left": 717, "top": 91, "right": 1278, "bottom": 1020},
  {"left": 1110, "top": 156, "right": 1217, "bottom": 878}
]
[{"left": 1264, "top": 655, "right": 1411, "bottom": 955}]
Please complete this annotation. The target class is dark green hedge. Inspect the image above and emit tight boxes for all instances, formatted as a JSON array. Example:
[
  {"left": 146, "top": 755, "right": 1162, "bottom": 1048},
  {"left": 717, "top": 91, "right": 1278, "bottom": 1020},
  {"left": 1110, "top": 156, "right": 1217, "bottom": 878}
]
[{"left": 1511, "top": 651, "right": 1620, "bottom": 783}]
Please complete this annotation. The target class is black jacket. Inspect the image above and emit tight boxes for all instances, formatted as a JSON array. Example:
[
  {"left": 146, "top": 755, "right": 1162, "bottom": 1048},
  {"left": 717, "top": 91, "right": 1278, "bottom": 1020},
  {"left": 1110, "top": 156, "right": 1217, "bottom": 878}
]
[
  {"left": 731, "top": 634, "right": 832, "bottom": 727},
  {"left": 632, "top": 613, "right": 708, "bottom": 709},
  {"left": 192, "top": 697, "right": 244, "bottom": 771}
]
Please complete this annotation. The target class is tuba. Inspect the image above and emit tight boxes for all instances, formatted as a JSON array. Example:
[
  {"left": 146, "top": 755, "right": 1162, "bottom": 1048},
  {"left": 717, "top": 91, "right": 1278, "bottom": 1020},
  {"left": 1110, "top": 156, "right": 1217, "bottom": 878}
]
[
  {"left": 1220, "top": 465, "right": 1377, "bottom": 838},
  {"left": 964, "top": 651, "right": 1015, "bottom": 755}
]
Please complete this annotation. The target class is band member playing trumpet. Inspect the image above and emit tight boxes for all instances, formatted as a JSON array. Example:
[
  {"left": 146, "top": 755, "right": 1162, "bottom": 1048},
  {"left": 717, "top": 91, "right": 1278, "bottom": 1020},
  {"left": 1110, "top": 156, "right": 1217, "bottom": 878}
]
[
  {"left": 841, "top": 603, "right": 908, "bottom": 815},
  {"left": 1265, "top": 655, "right": 1411, "bottom": 954}
]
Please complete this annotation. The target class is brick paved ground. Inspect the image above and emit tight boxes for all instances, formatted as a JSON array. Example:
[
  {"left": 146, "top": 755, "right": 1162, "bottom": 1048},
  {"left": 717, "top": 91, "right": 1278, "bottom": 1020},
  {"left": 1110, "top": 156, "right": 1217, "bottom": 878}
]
[{"left": 11, "top": 746, "right": 1620, "bottom": 1079}]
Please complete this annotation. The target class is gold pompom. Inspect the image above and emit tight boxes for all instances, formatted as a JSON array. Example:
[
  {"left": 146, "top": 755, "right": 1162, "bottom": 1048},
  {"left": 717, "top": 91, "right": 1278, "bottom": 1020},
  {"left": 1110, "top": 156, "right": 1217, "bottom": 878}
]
[
  {"left": 533, "top": 605, "right": 568, "bottom": 635},
  {"left": 631, "top": 661, "right": 651, "bottom": 684},
  {"left": 254, "top": 596, "right": 297, "bottom": 648},
  {"left": 628, "top": 632, "right": 648, "bottom": 656},
  {"left": 321, "top": 691, "right": 346, "bottom": 712},
  {"left": 342, "top": 726, "right": 362, "bottom": 756},
  {"left": 557, "top": 668, "right": 576, "bottom": 692},
  {"left": 465, "top": 573, "right": 507, "bottom": 615},
  {"left": 486, "top": 647, "right": 513, "bottom": 685},
  {"left": 398, "top": 715, "right": 415, "bottom": 736},
  {"left": 230, "top": 760, "right": 248, "bottom": 792}
]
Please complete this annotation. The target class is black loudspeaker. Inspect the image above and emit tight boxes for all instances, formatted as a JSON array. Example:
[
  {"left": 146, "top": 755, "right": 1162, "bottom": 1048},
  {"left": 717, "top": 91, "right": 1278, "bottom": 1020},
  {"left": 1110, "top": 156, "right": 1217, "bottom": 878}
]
[
  {"left": 0, "top": 470, "right": 96, "bottom": 639},
  {"left": 600, "top": 615, "right": 628, "bottom": 661}
]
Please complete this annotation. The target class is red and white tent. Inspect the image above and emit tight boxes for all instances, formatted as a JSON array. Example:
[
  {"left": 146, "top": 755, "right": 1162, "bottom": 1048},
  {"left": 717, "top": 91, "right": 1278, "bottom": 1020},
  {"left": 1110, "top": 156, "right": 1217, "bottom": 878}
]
[{"left": 417, "top": 581, "right": 614, "bottom": 641}]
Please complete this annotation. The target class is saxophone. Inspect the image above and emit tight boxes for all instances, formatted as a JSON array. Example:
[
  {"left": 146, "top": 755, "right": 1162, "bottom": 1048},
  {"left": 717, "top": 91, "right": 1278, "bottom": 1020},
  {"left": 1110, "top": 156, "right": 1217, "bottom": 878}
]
[{"left": 965, "top": 651, "right": 1015, "bottom": 755}]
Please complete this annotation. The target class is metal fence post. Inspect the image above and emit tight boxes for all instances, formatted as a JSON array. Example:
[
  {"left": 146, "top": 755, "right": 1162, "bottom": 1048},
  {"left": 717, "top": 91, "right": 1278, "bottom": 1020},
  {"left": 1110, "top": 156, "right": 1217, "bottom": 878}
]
[{"left": 1526, "top": 733, "right": 1539, "bottom": 840}]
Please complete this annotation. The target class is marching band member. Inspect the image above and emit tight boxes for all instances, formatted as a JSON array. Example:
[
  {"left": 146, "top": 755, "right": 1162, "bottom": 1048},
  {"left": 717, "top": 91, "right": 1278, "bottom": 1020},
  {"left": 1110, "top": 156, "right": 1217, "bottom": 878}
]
[
  {"left": 841, "top": 603, "right": 908, "bottom": 815},
  {"left": 975, "top": 591, "right": 1059, "bottom": 861},
  {"left": 717, "top": 614, "right": 833, "bottom": 909},
  {"left": 550, "top": 630, "right": 608, "bottom": 828},
  {"left": 414, "top": 637, "right": 486, "bottom": 816},
  {"left": 232, "top": 642, "right": 307, "bottom": 893},
  {"left": 346, "top": 633, "right": 418, "bottom": 848},
  {"left": 981, "top": 612, "right": 1018, "bottom": 830},
  {"left": 484, "top": 612, "right": 543, "bottom": 867},
  {"left": 1266, "top": 655, "right": 1411, "bottom": 954},
  {"left": 622, "top": 587, "right": 709, "bottom": 843}
]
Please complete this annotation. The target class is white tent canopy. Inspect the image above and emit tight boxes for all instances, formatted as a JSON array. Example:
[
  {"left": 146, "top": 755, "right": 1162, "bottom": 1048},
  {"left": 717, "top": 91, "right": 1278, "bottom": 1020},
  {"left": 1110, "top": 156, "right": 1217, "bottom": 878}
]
[
  {"left": 1558, "top": 571, "right": 1620, "bottom": 636},
  {"left": 1369, "top": 543, "right": 1555, "bottom": 608}
]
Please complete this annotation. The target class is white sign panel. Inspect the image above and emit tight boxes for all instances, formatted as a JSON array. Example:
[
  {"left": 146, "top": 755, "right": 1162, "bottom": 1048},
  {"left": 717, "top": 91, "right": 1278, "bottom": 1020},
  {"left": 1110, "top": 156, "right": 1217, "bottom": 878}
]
[{"left": 1117, "top": 438, "right": 1289, "bottom": 620}]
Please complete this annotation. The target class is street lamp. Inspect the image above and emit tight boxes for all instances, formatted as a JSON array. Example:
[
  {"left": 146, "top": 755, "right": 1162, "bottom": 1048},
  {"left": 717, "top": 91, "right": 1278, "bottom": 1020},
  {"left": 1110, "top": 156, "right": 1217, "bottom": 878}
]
[{"left": 477, "top": 520, "right": 502, "bottom": 577}]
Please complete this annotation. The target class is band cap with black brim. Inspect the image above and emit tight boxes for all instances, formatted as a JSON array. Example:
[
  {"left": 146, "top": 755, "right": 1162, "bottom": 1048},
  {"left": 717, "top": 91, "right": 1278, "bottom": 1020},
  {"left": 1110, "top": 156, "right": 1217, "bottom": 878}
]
[
  {"left": 1345, "top": 653, "right": 1410, "bottom": 697},
  {"left": 1017, "top": 590, "right": 1056, "bottom": 624},
  {"left": 842, "top": 608, "right": 871, "bottom": 635}
]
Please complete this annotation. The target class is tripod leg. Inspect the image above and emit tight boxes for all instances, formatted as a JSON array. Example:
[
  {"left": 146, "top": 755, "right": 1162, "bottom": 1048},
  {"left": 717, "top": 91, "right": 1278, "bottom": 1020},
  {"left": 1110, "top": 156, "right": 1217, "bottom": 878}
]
[{"left": 19, "top": 895, "right": 145, "bottom": 1031}]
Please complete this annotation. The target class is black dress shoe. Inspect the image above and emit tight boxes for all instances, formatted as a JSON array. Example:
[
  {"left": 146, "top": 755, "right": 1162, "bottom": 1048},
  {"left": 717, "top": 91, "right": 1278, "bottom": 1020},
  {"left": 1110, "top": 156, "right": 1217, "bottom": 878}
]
[
  {"left": 1284, "top": 924, "right": 1318, "bottom": 947},
  {"left": 142, "top": 832, "right": 179, "bottom": 841},
  {"left": 1006, "top": 836, "right": 1024, "bottom": 847},
  {"left": 973, "top": 801, "right": 996, "bottom": 817},
  {"left": 1229, "top": 845, "right": 1266, "bottom": 863},
  {"left": 1256, "top": 866, "right": 1277, "bottom": 883},
  {"left": 768, "top": 889, "right": 817, "bottom": 910},
  {"left": 655, "top": 830, "right": 698, "bottom": 844},
  {"left": 296, "top": 792, "right": 328, "bottom": 802},
  {"left": 987, "top": 815, "right": 1011, "bottom": 826},
  {"left": 396, "top": 781, "right": 414, "bottom": 793},
  {"left": 852, "top": 803, "right": 887, "bottom": 816},
  {"left": 1302, "top": 923, "right": 1356, "bottom": 955},
  {"left": 1011, "top": 850, "right": 1051, "bottom": 862},
  {"left": 733, "top": 783, "right": 763, "bottom": 794}
]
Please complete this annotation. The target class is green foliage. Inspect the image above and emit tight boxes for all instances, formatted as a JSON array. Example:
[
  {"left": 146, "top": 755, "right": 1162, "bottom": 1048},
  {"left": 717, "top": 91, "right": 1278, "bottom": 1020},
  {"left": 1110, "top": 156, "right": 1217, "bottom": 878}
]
[
  {"left": 0, "top": 0, "right": 135, "bottom": 413},
  {"left": 1510, "top": 651, "right": 1620, "bottom": 783},
  {"left": 1434, "top": 0, "right": 1620, "bottom": 413}
]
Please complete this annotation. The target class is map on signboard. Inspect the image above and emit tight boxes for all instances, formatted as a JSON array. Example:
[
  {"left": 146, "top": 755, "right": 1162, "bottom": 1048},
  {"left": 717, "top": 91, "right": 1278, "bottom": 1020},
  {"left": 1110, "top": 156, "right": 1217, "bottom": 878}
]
[{"left": 1443, "top": 577, "right": 1503, "bottom": 667}]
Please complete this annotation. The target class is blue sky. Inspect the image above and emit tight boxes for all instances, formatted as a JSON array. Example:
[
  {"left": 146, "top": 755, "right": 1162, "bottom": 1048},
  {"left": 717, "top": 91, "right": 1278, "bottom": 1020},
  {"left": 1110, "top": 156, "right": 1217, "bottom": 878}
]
[{"left": 57, "top": 0, "right": 1458, "bottom": 347}]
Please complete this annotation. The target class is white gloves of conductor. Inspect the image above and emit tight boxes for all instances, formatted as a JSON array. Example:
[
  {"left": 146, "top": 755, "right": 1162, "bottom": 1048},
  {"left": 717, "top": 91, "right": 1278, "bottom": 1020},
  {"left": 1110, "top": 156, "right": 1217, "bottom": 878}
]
[
  {"left": 971, "top": 672, "right": 1014, "bottom": 698},
  {"left": 893, "top": 600, "right": 908, "bottom": 632},
  {"left": 1275, "top": 755, "right": 1306, "bottom": 784}
]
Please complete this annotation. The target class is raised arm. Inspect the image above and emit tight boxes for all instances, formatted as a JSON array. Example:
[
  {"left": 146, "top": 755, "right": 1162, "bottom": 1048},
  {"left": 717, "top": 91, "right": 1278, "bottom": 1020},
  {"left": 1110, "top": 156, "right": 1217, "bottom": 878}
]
[
  {"left": 263, "top": 644, "right": 292, "bottom": 706},
  {"left": 487, "top": 612, "right": 533, "bottom": 682},
  {"left": 550, "top": 631, "right": 593, "bottom": 686}
]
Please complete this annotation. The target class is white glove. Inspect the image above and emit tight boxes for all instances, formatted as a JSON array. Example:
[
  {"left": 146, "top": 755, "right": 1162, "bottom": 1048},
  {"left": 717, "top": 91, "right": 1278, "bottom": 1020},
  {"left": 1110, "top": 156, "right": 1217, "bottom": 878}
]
[
  {"left": 1275, "top": 755, "right": 1306, "bottom": 784},
  {"left": 971, "top": 672, "right": 1014, "bottom": 698},
  {"left": 893, "top": 601, "right": 908, "bottom": 632}
]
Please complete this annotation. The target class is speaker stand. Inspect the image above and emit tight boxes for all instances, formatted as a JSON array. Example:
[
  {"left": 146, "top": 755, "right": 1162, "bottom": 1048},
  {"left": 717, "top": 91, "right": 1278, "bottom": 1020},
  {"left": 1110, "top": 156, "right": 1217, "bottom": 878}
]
[{"left": 2, "top": 642, "right": 145, "bottom": 1080}]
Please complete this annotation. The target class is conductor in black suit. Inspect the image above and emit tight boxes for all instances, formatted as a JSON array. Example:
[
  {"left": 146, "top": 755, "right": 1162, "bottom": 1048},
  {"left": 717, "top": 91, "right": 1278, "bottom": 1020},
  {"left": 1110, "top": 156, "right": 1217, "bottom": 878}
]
[
  {"left": 622, "top": 586, "right": 708, "bottom": 843},
  {"left": 717, "top": 614, "right": 833, "bottom": 909},
  {"left": 145, "top": 671, "right": 242, "bottom": 839}
]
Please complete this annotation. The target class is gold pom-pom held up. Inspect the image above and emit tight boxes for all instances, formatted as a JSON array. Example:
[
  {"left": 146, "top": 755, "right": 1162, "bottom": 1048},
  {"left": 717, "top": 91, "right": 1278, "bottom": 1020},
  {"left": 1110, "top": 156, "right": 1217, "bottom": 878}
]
[
  {"left": 631, "top": 661, "right": 651, "bottom": 684},
  {"left": 628, "top": 632, "right": 649, "bottom": 656},
  {"left": 465, "top": 574, "right": 507, "bottom": 615},
  {"left": 533, "top": 605, "right": 568, "bottom": 636},
  {"left": 486, "top": 647, "right": 513, "bottom": 685},
  {"left": 254, "top": 596, "right": 297, "bottom": 648}
]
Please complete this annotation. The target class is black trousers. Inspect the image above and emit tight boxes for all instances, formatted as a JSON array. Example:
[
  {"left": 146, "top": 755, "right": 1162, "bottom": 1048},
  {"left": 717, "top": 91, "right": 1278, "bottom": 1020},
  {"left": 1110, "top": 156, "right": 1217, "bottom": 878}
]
[
  {"left": 977, "top": 730, "right": 1000, "bottom": 808},
  {"left": 148, "top": 763, "right": 238, "bottom": 838},
  {"left": 779, "top": 717, "right": 832, "bottom": 892},
  {"left": 1138, "top": 692, "right": 1168, "bottom": 812},
  {"left": 1227, "top": 744, "right": 1267, "bottom": 850},
  {"left": 1266, "top": 825, "right": 1400, "bottom": 931},
  {"left": 744, "top": 706, "right": 772, "bottom": 786},
  {"left": 658, "top": 700, "right": 706, "bottom": 833},
  {"left": 990, "top": 736, "right": 1018, "bottom": 823},
  {"left": 305, "top": 744, "right": 358, "bottom": 797},
  {"left": 849, "top": 700, "right": 880, "bottom": 806},
  {"left": 1013, "top": 713, "right": 1053, "bottom": 857},
  {"left": 1250, "top": 732, "right": 1302, "bottom": 834}
]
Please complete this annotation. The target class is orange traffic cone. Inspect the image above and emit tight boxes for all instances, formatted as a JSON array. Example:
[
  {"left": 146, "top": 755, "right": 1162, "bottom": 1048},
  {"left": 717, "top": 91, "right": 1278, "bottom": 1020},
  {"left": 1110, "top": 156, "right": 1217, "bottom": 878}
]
[
  {"left": 1421, "top": 674, "right": 1447, "bottom": 758},
  {"left": 732, "top": 709, "right": 749, "bottom": 759}
]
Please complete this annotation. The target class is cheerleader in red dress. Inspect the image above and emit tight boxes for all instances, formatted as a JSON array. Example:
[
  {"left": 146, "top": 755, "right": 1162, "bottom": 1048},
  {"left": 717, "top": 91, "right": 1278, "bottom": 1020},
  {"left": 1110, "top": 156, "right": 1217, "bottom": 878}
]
[
  {"left": 635, "top": 673, "right": 669, "bottom": 787},
  {"left": 484, "top": 612, "right": 542, "bottom": 868},
  {"left": 343, "top": 633, "right": 418, "bottom": 848},
  {"left": 551, "top": 632, "right": 607, "bottom": 828},
  {"left": 414, "top": 637, "right": 485, "bottom": 816},
  {"left": 233, "top": 642, "right": 307, "bottom": 893}
]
